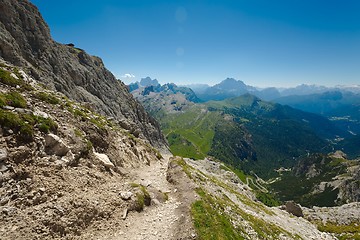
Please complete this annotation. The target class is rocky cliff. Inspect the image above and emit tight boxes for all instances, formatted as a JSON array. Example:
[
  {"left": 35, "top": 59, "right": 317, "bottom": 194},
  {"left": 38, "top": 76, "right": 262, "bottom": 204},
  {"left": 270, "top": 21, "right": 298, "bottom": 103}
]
[{"left": 0, "top": 0, "right": 167, "bottom": 150}]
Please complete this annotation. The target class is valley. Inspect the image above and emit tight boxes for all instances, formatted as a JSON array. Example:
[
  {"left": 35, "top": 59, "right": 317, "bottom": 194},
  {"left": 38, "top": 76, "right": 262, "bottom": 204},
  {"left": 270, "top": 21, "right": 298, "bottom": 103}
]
[{"left": 130, "top": 80, "right": 360, "bottom": 209}]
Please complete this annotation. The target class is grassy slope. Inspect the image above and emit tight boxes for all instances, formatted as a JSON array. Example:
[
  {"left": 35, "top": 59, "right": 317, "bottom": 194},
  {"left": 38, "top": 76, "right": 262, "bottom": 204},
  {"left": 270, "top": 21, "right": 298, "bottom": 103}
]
[
  {"left": 160, "top": 105, "right": 222, "bottom": 159},
  {"left": 145, "top": 94, "right": 343, "bottom": 180}
]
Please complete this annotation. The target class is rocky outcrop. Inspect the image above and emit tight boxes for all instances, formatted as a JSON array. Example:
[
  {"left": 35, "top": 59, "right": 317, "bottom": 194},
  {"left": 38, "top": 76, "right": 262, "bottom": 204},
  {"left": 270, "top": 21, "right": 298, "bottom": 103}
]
[{"left": 0, "top": 0, "right": 167, "bottom": 150}]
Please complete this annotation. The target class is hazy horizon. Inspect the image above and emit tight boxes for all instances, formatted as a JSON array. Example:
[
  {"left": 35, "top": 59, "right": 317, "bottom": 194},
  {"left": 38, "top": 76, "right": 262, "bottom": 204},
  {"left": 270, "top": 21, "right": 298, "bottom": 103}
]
[
  {"left": 125, "top": 76, "right": 360, "bottom": 89},
  {"left": 32, "top": 0, "right": 360, "bottom": 88}
]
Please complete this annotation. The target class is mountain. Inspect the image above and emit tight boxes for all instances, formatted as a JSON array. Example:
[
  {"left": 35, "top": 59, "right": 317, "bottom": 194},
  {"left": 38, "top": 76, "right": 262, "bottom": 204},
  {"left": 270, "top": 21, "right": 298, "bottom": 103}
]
[
  {"left": 128, "top": 77, "right": 160, "bottom": 92},
  {"left": 196, "top": 78, "right": 250, "bottom": 101},
  {"left": 274, "top": 91, "right": 360, "bottom": 137},
  {"left": 0, "top": 0, "right": 167, "bottom": 150},
  {"left": 133, "top": 87, "right": 347, "bottom": 177},
  {"left": 2, "top": 1, "right": 359, "bottom": 239},
  {"left": 139, "top": 76, "right": 159, "bottom": 87},
  {"left": 188, "top": 78, "right": 360, "bottom": 103},
  {"left": 192, "top": 78, "right": 281, "bottom": 102},
  {"left": 279, "top": 84, "right": 330, "bottom": 96},
  {"left": 130, "top": 82, "right": 200, "bottom": 114},
  {"left": 0, "top": 61, "right": 169, "bottom": 239},
  {"left": 181, "top": 83, "right": 209, "bottom": 95}
]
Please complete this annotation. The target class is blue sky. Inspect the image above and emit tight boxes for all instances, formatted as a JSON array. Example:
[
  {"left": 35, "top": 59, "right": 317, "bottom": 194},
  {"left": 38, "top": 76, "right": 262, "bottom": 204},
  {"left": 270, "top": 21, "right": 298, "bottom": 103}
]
[{"left": 31, "top": 0, "right": 360, "bottom": 87}]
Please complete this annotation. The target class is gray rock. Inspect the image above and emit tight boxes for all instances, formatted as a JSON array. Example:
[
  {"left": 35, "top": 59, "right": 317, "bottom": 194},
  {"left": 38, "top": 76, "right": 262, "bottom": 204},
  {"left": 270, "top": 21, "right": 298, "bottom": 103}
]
[
  {"left": 285, "top": 201, "right": 304, "bottom": 217},
  {"left": 33, "top": 109, "right": 49, "bottom": 119},
  {"left": 44, "top": 134, "right": 69, "bottom": 156},
  {"left": 3, "top": 106, "right": 14, "bottom": 110},
  {"left": 120, "top": 191, "right": 133, "bottom": 200},
  {"left": 94, "top": 152, "right": 114, "bottom": 169},
  {"left": 0, "top": 148, "right": 8, "bottom": 161},
  {"left": 2, "top": 207, "right": 17, "bottom": 215},
  {"left": 122, "top": 208, "right": 128, "bottom": 220},
  {"left": 0, "top": 162, "right": 8, "bottom": 172},
  {"left": 10, "top": 146, "right": 32, "bottom": 163}
]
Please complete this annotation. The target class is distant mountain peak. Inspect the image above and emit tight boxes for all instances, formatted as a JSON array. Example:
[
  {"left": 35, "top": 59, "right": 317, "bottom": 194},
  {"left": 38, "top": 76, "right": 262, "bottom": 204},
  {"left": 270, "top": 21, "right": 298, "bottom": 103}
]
[{"left": 216, "top": 78, "right": 246, "bottom": 89}]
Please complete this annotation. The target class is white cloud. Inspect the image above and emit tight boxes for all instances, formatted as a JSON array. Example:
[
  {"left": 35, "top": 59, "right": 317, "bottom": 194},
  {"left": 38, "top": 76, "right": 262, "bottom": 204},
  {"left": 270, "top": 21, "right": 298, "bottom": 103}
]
[{"left": 121, "top": 73, "right": 136, "bottom": 78}]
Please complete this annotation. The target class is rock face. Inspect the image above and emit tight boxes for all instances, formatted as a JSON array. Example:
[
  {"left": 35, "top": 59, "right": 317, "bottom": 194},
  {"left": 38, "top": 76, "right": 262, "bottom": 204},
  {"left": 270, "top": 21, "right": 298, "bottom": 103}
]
[{"left": 0, "top": 0, "right": 167, "bottom": 150}]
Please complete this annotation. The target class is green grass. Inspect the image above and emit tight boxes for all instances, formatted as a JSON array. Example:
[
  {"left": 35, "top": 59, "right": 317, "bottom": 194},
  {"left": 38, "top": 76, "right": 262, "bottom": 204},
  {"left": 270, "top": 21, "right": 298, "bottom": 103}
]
[
  {"left": 161, "top": 105, "right": 222, "bottom": 159},
  {"left": 34, "top": 91, "right": 60, "bottom": 105},
  {"left": 0, "top": 110, "right": 33, "bottom": 141},
  {"left": 0, "top": 109, "right": 58, "bottom": 141},
  {"left": 36, "top": 116, "right": 58, "bottom": 133},
  {"left": 129, "top": 183, "right": 151, "bottom": 212},
  {"left": 0, "top": 68, "right": 22, "bottom": 87},
  {"left": 191, "top": 188, "right": 245, "bottom": 240},
  {"left": 0, "top": 68, "right": 33, "bottom": 90},
  {"left": 316, "top": 221, "right": 360, "bottom": 240},
  {"left": 255, "top": 191, "right": 281, "bottom": 207},
  {"left": 0, "top": 91, "right": 27, "bottom": 108},
  {"left": 191, "top": 186, "right": 295, "bottom": 240}
]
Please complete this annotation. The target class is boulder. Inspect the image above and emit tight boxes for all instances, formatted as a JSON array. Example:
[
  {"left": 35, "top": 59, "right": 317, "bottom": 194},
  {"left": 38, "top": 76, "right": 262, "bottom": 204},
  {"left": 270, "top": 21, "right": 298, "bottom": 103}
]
[
  {"left": 285, "top": 201, "right": 304, "bottom": 217},
  {"left": 94, "top": 152, "right": 114, "bottom": 169},
  {"left": 44, "top": 134, "right": 69, "bottom": 156}
]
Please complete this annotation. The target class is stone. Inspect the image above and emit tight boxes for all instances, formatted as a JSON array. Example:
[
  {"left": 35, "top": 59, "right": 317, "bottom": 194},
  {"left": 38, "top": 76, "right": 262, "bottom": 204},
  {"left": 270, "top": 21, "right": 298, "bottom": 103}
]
[
  {"left": 122, "top": 208, "right": 128, "bottom": 220},
  {"left": 10, "top": 73, "right": 18, "bottom": 79},
  {"left": 33, "top": 109, "right": 49, "bottom": 119},
  {"left": 151, "top": 198, "right": 160, "bottom": 205},
  {"left": 0, "top": 148, "right": 8, "bottom": 161},
  {"left": 61, "top": 150, "right": 75, "bottom": 163},
  {"left": 3, "top": 106, "right": 14, "bottom": 110},
  {"left": 0, "top": 162, "right": 8, "bottom": 172},
  {"left": 120, "top": 191, "right": 133, "bottom": 200},
  {"left": 285, "top": 201, "right": 304, "bottom": 217},
  {"left": 94, "top": 152, "right": 114, "bottom": 169},
  {"left": 2, "top": 207, "right": 17, "bottom": 215},
  {"left": 10, "top": 146, "right": 32, "bottom": 163},
  {"left": 44, "top": 134, "right": 69, "bottom": 156}
]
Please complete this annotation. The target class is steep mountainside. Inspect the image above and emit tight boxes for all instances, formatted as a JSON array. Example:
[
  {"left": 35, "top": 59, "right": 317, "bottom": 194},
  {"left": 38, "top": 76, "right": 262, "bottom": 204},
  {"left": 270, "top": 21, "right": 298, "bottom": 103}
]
[
  {"left": 0, "top": 63, "right": 171, "bottom": 239},
  {"left": 270, "top": 152, "right": 360, "bottom": 207},
  {"left": 0, "top": 0, "right": 166, "bottom": 149}
]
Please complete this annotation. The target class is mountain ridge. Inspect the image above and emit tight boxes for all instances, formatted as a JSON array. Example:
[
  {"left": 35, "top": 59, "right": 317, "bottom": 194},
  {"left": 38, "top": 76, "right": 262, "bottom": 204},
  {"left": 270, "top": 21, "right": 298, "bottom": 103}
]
[{"left": 0, "top": 0, "right": 167, "bottom": 150}]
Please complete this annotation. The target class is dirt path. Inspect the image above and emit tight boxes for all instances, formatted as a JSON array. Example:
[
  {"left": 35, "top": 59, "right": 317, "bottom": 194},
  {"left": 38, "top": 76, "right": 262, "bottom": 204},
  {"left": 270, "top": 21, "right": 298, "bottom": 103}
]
[
  {"left": 115, "top": 154, "right": 181, "bottom": 240},
  {"left": 76, "top": 154, "right": 196, "bottom": 240}
]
